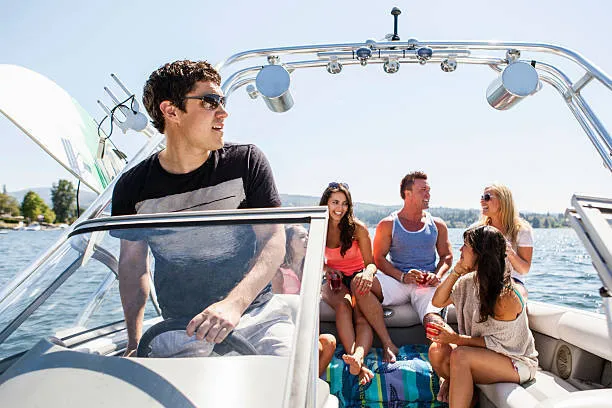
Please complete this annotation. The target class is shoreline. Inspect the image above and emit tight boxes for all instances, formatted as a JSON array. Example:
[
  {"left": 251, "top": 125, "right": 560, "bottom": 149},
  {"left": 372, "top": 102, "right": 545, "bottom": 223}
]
[{"left": 0, "top": 221, "right": 68, "bottom": 230}]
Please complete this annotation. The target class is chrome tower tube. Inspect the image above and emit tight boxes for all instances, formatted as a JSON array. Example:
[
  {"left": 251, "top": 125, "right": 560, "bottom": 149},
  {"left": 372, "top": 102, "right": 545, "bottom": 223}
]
[{"left": 218, "top": 40, "right": 612, "bottom": 173}]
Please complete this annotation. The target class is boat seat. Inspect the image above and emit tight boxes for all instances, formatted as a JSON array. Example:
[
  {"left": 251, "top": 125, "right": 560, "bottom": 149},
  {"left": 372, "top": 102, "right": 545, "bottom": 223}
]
[
  {"left": 477, "top": 370, "right": 578, "bottom": 408},
  {"left": 320, "top": 299, "right": 458, "bottom": 327}
]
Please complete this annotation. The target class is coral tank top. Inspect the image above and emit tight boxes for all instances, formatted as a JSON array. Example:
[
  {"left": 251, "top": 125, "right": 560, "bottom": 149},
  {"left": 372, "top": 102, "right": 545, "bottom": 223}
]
[{"left": 325, "top": 240, "right": 365, "bottom": 276}]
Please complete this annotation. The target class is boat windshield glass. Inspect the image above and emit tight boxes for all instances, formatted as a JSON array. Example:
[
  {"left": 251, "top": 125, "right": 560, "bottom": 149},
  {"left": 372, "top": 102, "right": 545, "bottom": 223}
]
[{"left": 0, "top": 210, "right": 322, "bottom": 370}]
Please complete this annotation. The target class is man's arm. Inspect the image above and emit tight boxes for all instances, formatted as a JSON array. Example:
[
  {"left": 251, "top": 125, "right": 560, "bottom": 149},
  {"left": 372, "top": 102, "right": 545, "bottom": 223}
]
[
  {"left": 118, "top": 239, "right": 150, "bottom": 356},
  {"left": 374, "top": 218, "right": 410, "bottom": 282},
  {"left": 186, "top": 223, "right": 285, "bottom": 343},
  {"left": 431, "top": 218, "right": 453, "bottom": 282}
]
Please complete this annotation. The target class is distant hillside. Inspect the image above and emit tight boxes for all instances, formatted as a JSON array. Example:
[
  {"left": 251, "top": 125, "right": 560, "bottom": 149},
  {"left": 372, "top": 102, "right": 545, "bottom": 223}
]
[
  {"left": 6, "top": 190, "right": 567, "bottom": 228},
  {"left": 280, "top": 194, "right": 567, "bottom": 228}
]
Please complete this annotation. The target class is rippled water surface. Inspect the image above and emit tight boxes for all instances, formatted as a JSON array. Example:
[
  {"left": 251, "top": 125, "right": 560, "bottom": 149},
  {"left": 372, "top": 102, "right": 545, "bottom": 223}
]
[{"left": 0, "top": 227, "right": 604, "bottom": 313}]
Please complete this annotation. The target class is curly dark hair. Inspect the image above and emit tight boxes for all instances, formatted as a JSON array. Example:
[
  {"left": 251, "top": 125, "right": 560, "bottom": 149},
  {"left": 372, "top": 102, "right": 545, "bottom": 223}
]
[
  {"left": 463, "top": 225, "right": 509, "bottom": 322},
  {"left": 400, "top": 171, "right": 428, "bottom": 199},
  {"left": 319, "top": 183, "right": 355, "bottom": 257},
  {"left": 143, "top": 60, "right": 221, "bottom": 133}
]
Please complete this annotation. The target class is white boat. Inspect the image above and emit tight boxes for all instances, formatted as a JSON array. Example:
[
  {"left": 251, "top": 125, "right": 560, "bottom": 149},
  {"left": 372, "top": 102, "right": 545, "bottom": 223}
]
[
  {"left": 22, "top": 223, "right": 41, "bottom": 231},
  {"left": 0, "top": 7, "right": 610, "bottom": 407}
]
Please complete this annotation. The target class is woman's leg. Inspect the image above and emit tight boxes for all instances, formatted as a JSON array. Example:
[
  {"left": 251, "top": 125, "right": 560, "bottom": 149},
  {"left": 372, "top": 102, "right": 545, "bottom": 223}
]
[
  {"left": 322, "top": 282, "right": 355, "bottom": 354},
  {"left": 428, "top": 341, "right": 455, "bottom": 402},
  {"left": 353, "top": 277, "right": 398, "bottom": 362},
  {"left": 342, "top": 303, "right": 374, "bottom": 378},
  {"left": 449, "top": 346, "right": 520, "bottom": 408},
  {"left": 318, "top": 333, "right": 337, "bottom": 377}
]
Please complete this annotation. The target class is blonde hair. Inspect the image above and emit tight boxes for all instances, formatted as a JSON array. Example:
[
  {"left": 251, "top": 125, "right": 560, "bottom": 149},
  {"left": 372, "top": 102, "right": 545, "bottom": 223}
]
[{"left": 478, "top": 183, "right": 530, "bottom": 246}]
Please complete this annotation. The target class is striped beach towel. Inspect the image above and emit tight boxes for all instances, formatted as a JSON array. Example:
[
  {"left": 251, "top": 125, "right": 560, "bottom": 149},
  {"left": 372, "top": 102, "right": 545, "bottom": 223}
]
[{"left": 322, "top": 344, "right": 446, "bottom": 408}]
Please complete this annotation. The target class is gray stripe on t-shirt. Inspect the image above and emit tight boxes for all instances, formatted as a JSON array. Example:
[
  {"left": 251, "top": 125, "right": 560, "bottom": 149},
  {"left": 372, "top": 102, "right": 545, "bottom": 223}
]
[{"left": 135, "top": 178, "right": 246, "bottom": 214}]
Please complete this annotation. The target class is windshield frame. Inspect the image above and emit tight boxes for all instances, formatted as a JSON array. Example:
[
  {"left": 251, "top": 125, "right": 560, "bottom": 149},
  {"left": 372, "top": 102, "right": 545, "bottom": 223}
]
[{"left": 1, "top": 206, "right": 328, "bottom": 403}]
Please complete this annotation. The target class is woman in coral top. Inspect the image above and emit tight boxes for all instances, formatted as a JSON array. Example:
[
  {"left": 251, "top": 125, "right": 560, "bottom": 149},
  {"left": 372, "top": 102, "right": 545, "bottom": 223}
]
[
  {"left": 320, "top": 182, "right": 378, "bottom": 385},
  {"left": 272, "top": 224, "right": 308, "bottom": 295}
]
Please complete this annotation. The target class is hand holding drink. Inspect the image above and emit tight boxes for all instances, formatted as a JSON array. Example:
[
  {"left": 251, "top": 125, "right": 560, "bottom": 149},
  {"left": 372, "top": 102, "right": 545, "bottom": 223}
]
[
  {"left": 328, "top": 269, "right": 342, "bottom": 291},
  {"left": 425, "top": 322, "right": 441, "bottom": 340},
  {"left": 425, "top": 321, "right": 457, "bottom": 344},
  {"left": 416, "top": 271, "right": 428, "bottom": 284}
]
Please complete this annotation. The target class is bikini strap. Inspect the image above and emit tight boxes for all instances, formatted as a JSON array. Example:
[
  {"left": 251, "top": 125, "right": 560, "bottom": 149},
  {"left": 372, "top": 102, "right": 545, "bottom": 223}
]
[{"left": 513, "top": 287, "right": 525, "bottom": 309}]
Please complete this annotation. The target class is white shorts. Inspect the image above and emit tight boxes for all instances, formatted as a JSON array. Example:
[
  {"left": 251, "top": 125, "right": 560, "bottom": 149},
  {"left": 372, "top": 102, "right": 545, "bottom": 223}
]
[
  {"left": 512, "top": 359, "right": 536, "bottom": 384},
  {"left": 377, "top": 272, "right": 441, "bottom": 323},
  {"left": 149, "top": 295, "right": 295, "bottom": 358}
]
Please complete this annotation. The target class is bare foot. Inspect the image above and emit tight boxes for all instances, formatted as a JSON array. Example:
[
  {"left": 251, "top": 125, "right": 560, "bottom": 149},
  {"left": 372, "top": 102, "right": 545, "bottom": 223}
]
[
  {"left": 382, "top": 343, "right": 399, "bottom": 363},
  {"left": 358, "top": 365, "right": 374, "bottom": 385},
  {"left": 342, "top": 352, "right": 364, "bottom": 375},
  {"left": 437, "top": 378, "right": 449, "bottom": 403}
]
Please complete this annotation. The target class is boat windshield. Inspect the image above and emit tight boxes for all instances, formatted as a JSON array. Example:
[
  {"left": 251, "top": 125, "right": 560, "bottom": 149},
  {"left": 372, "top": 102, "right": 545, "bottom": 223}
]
[{"left": 0, "top": 207, "right": 327, "bottom": 378}]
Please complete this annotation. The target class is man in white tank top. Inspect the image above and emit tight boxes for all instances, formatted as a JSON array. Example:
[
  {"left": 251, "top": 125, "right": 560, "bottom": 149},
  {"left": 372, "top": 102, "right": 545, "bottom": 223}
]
[{"left": 354, "top": 171, "right": 453, "bottom": 362}]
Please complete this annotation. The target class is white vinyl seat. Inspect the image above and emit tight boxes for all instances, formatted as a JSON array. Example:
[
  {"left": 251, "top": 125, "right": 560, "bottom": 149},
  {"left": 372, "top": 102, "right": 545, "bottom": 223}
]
[
  {"left": 477, "top": 370, "right": 578, "bottom": 408},
  {"left": 320, "top": 299, "right": 457, "bottom": 327}
]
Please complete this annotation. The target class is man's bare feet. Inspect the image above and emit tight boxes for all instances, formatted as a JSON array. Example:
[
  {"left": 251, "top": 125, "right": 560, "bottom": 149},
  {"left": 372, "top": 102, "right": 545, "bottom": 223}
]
[
  {"left": 358, "top": 365, "right": 375, "bottom": 385},
  {"left": 381, "top": 343, "right": 399, "bottom": 363},
  {"left": 342, "top": 351, "right": 364, "bottom": 375},
  {"left": 437, "top": 378, "right": 449, "bottom": 403}
]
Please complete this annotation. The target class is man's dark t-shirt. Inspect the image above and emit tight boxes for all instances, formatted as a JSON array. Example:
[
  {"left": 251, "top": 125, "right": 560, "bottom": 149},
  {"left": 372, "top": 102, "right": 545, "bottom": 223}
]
[{"left": 111, "top": 143, "right": 281, "bottom": 319}]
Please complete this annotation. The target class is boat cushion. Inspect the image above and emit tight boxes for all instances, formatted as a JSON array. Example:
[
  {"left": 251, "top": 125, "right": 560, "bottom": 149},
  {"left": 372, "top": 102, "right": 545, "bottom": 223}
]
[
  {"left": 322, "top": 344, "right": 445, "bottom": 407},
  {"left": 527, "top": 302, "right": 612, "bottom": 362},
  {"left": 320, "top": 300, "right": 458, "bottom": 327},
  {"left": 477, "top": 370, "right": 578, "bottom": 408},
  {"left": 534, "top": 389, "right": 612, "bottom": 408}
]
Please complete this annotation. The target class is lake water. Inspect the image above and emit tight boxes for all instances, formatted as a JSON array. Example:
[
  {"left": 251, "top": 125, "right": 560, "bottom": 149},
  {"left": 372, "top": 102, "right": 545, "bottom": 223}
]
[{"left": 0, "top": 227, "right": 605, "bottom": 313}]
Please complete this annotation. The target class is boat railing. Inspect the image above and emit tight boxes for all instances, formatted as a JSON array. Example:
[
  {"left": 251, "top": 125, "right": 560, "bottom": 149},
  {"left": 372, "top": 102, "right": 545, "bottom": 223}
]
[
  {"left": 566, "top": 195, "right": 612, "bottom": 344},
  {"left": 214, "top": 39, "right": 612, "bottom": 174}
]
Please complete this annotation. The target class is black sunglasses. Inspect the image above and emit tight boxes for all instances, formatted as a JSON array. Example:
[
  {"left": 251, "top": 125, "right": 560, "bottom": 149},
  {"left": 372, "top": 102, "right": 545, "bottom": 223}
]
[
  {"left": 184, "top": 94, "right": 226, "bottom": 110},
  {"left": 328, "top": 182, "right": 349, "bottom": 190},
  {"left": 481, "top": 193, "right": 494, "bottom": 201}
]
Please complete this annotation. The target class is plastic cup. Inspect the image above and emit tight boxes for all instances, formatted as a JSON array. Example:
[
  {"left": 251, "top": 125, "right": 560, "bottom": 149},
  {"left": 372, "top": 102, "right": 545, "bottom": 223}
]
[
  {"left": 329, "top": 270, "right": 342, "bottom": 291},
  {"left": 425, "top": 322, "right": 441, "bottom": 337},
  {"left": 417, "top": 272, "right": 428, "bottom": 284}
]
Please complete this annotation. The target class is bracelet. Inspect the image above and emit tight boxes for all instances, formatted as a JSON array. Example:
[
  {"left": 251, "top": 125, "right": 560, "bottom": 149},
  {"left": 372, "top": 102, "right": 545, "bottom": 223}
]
[
  {"left": 400, "top": 272, "right": 406, "bottom": 283},
  {"left": 451, "top": 269, "right": 461, "bottom": 279},
  {"left": 365, "top": 263, "right": 377, "bottom": 275}
]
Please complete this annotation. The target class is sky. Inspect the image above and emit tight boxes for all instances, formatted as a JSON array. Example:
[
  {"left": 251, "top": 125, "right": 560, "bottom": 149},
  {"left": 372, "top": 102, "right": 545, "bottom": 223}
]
[{"left": 1, "top": 0, "right": 611, "bottom": 213}]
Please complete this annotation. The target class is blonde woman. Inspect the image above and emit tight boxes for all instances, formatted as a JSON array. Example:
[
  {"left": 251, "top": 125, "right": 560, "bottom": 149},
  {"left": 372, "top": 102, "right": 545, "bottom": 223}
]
[{"left": 478, "top": 183, "right": 533, "bottom": 299}]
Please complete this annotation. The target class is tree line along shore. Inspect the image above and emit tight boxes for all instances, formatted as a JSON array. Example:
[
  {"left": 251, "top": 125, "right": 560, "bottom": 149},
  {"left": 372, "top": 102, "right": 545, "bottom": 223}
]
[
  {"left": 0, "top": 182, "right": 568, "bottom": 229},
  {"left": 0, "top": 180, "right": 79, "bottom": 228}
]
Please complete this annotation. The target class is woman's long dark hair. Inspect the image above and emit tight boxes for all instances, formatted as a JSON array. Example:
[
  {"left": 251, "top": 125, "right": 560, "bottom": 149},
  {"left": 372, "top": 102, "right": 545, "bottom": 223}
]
[
  {"left": 319, "top": 183, "right": 355, "bottom": 257},
  {"left": 463, "top": 225, "right": 509, "bottom": 322},
  {"left": 282, "top": 224, "right": 305, "bottom": 269}
]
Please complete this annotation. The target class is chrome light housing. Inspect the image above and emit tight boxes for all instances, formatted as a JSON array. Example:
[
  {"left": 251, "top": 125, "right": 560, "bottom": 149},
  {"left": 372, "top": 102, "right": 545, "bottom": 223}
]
[
  {"left": 486, "top": 61, "right": 541, "bottom": 110},
  {"left": 255, "top": 64, "right": 294, "bottom": 113}
]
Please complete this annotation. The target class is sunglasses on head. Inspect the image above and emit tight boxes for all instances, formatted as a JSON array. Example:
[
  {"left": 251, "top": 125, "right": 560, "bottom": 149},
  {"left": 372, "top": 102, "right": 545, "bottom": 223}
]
[
  {"left": 481, "top": 193, "right": 494, "bottom": 201},
  {"left": 184, "top": 93, "right": 226, "bottom": 110},
  {"left": 328, "top": 182, "right": 349, "bottom": 190}
]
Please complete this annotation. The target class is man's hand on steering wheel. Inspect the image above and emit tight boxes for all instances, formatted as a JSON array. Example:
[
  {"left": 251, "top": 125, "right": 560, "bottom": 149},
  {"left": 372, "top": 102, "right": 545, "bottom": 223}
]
[{"left": 186, "top": 299, "right": 242, "bottom": 343}]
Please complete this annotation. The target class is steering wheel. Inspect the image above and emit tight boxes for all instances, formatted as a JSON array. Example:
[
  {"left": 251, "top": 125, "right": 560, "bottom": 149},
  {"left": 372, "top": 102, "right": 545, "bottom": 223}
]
[{"left": 136, "top": 318, "right": 259, "bottom": 357}]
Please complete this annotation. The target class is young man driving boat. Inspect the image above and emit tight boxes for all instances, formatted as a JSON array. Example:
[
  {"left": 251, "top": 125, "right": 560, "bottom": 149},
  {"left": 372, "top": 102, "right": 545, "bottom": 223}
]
[
  {"left": 111, "top": 60, "right": 292, "bottom": 358},
  {"left": 353, "top": 171, "right": 453, "bottom": 362}
]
